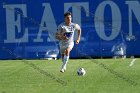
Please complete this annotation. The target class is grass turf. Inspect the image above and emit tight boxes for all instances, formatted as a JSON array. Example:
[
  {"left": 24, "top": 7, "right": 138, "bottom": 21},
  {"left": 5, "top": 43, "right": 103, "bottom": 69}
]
[{"left": 0, "top": 58, "right": 140, "bottom": 93}]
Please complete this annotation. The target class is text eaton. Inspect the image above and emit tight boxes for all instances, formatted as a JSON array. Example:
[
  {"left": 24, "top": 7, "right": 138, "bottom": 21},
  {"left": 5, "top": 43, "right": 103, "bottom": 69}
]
[{"left": 3, "top": 1, "right": 140, "bottom": 43}]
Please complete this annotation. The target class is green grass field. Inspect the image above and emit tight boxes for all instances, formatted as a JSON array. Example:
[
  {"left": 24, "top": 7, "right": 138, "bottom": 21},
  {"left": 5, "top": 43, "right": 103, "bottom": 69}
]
[{"left": 0, "top": 58, "right": 140, "bottom": 93}]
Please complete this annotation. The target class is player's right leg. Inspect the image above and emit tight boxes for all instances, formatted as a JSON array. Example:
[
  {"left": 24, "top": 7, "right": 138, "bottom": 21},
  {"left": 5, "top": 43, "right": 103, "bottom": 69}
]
[
  {"left": 60, "top": 53, "right": 65, "bottom": 73},
  {"left": 61, "top": 54, "right": 64, "bottom": 61},
  {"left": 62, "top": 42, "right": 74, "bottom": 72},
  {"left": 60, "top": 46, "right": 66, "bottom": 73},
  {"left": 60, "top": 42, "right": 74, "bottom": 73}
]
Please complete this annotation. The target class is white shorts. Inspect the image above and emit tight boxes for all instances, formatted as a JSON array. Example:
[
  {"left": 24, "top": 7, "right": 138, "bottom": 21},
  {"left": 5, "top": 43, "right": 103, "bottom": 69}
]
[{"left": 59, "top": 42, "right": 74, "bottom": 54}]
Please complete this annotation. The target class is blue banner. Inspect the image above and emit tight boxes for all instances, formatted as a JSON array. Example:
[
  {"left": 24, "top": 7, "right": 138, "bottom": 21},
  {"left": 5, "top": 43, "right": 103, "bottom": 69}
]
[{"left": 0, "top": 0, "right": 140, "bottom": 59}]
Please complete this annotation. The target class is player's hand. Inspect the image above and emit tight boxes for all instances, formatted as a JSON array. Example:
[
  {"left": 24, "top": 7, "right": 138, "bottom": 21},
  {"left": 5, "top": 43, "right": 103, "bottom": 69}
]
[
  {"left": 55, "top": 32, "right": 62, "bottom": 40},
  {"left": 55, "top": 33, "right": 59, "bottom": 39},
  {"left": 76, "top": 39, "right": 80, "bottom": 44},
  {"left": 61, "top": 36, "right": 69, "bottom": 40}
]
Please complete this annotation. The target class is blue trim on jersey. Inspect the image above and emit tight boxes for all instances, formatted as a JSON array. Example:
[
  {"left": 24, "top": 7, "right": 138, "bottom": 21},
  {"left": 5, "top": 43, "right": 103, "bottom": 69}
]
[{"left": 64, "top": 32, "right": 73, "bottom": 38}]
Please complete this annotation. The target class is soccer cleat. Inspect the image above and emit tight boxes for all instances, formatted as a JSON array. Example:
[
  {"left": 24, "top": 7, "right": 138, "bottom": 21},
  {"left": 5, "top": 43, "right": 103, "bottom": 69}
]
[{"left": 60, "top": 69, "right": 65, "bottom": 73}]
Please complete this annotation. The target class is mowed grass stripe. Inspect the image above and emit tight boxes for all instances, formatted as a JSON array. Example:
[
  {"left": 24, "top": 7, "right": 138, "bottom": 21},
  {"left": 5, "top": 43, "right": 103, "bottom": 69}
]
[{"left": 0, "top": 59, "right": 139, "bottom": 93}]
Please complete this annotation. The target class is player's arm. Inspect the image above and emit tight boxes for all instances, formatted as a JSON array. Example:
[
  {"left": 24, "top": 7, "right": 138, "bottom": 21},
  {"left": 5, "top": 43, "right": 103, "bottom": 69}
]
[
  {"left": 55, "top": 25, "right": 63, "bottom": 40},
  {"left": 55, "top": 30, "right": 62, "bottom": 40},
  {"left": 75, "top": 24, "right": 81, "bottom": 44},
  {"left": 55, "top": 26, "right": 68, "bottom": 40}
]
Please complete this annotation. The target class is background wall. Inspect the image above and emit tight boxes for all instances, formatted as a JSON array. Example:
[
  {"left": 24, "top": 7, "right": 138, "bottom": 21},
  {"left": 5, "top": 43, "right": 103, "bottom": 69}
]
[{"left": 0, "top": 0, "right": 140, "bottom": 59}]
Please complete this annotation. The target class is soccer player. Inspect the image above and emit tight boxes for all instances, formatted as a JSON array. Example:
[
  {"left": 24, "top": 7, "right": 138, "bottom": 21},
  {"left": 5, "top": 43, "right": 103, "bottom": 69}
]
[{"left": 55, "top": 11, "right": 81, "bottom": 73}]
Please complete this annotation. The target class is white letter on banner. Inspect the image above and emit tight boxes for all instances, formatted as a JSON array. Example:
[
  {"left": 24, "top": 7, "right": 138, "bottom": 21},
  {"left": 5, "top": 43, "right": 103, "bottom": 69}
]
[
  {"left": 34, "top": 3, "right": 57, "bottom": 42},
  {"left": 126, "top": 1, "right": 140, "bottom": 36},
  {"left": 3, "top": 4, "right": 28, "bottom": 43},
  {"left": 94, "top": 1, "right": 121, "bottom": 41}
]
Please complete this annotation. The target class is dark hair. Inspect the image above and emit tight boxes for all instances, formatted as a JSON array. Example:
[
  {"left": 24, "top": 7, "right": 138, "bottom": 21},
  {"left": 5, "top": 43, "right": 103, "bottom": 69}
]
[{"left": 64, "top": 11, "right": 72, "bottom": 17}]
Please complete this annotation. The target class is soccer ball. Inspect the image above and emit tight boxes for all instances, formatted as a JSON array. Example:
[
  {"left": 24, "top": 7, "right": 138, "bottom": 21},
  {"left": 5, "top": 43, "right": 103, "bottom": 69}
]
[{"left": 77, "top": 68, "right": 86, "bottom": 76}]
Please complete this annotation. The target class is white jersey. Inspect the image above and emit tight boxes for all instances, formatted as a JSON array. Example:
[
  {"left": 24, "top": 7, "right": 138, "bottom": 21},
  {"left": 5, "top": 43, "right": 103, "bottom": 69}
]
[{"left": 57, "top": 22, "right": 80, "bottom": 44}]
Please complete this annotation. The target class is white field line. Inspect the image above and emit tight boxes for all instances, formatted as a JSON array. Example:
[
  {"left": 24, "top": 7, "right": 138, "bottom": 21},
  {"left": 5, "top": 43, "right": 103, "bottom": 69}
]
[{"left": 129, "top": 58, "right": 137, "bottom": 67}]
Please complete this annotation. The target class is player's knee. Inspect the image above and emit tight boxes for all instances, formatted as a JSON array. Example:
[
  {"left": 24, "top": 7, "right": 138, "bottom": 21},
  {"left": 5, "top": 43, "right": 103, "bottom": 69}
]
[{"left": 65, "top": 49, "right": 71, "bottom": 56}]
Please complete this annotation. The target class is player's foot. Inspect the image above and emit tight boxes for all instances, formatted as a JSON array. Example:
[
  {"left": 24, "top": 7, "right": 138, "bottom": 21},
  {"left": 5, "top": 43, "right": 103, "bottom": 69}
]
[{"left": 60, "top": 69, "right": 65, "bottom": 73}]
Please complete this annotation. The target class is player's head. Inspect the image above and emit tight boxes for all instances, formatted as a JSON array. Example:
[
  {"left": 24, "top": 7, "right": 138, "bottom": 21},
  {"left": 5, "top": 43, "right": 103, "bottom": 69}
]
[{"left": 64, "top": 11, "right": 72, "bottom": 24}]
